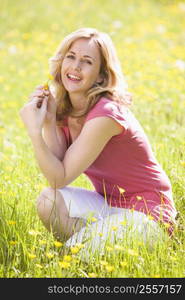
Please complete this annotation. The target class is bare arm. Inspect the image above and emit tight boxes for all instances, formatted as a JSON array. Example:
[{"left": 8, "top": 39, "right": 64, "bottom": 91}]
[
  {"left": 42, "top": 122, "right": 67, "bottom": 161},
  {"left": 29, "top": 116, "right": 123, "bottom": 189}
]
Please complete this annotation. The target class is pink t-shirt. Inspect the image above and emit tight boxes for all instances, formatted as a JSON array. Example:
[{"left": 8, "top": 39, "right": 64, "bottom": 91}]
[{"left": 62, "top": 97, "right": 177, "bottom": 231}]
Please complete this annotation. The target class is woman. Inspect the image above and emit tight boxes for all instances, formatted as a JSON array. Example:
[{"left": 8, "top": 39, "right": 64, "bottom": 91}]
[{"left": 19, "top": 28, "right": 177, "bottom": 252}]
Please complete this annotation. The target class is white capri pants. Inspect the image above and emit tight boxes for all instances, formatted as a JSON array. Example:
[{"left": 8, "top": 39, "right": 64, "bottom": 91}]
[{"left": 58, "top": 186, "right": 168, "bottom": 259}]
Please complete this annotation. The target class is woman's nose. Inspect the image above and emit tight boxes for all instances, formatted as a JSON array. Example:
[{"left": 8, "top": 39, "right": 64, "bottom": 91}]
[{"left": 74, "top": 61, "right": 82, "bottom": 71}]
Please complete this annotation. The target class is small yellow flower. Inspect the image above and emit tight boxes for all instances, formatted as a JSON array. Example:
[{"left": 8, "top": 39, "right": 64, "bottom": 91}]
[
  {"left": 180, "top": 161, "right": 185, "bottom": 167},
  {"left": 88, "top": 272, "right": 97, "bottom": 278},
  {"left": 7, "top": 220, "right": 16, "bottom": 225},
  {"left": 70, "top": 246, "right": 80, "bottom": 254},
  {"left": 54, "top": 241, "right": 63, "bottom": 248},
  {"left": 106, "top": 246, "right": 113, "bottom": 252},
  {"left": 59, "top": 261, "right": 70, "bottom": 269},
  {"left": 100, "top": 260, "right": 108, "bottom": 266},
  {"left": 89, "top": 217, "right": 97, "bottom": 223},
  {"left": 153, "top": 274, "right": 160, "bottom": 278},
  {"left": 111, "top": 226, "right": 118, "bottom": 231},
  {"left": 120, "top": 261, "right": 128, "bottom": 267},
  {"left": 39, "top": 240, "right": 47, "bottom": 245},
  {"left": 28, "top": 253, "right": 36, "bottom": 259},
  {"left": 164, "top": 222, "right": 171, "bottom": 229},
  {"left": 43, "top": 83, "right": 49, "bottom": 90},
  {"left": 46, "top": 252, "right": 54, "bottom": 259},
  {"left": 136, "top": 195, "right": 142, "bottom": 201},
  {"left": 118, "top": 186, "right": 125, "bottom": 194},
  {"left": 105, "top": 265, "right": 115, "bottom": 272},
  {"left": 148, "top": 215, "right": 154, "bottom": 221},
  {"left": 120, "top": 220, "right": 127, "bottom": 226},
  {"left": 75, "top": 243, "right": 85, "bottom": 249},
  {"left": 98, "top": 233, "right": 103, "bottom": 237},
  {"left": 48, "top": 74, "right": 54, "bottom": 81},
  {"left": 9, "top": 241, "right": 18, "bottom": 246},
  {"left": 63, "top": 255, "right": 72, "bottom": 262}
]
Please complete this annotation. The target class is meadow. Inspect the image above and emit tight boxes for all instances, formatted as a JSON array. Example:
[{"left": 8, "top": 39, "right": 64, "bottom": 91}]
[{"left": 0, "top": 0, "right": 184, "bottom": 278}]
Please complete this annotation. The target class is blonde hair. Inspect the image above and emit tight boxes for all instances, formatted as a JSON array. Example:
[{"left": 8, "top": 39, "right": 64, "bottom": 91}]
[{"left": 49, "top": 27, "right": 132, "bottom": 126}]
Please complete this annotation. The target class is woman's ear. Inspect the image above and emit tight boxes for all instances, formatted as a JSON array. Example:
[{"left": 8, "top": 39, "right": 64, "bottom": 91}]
[{"left": 96, "top": 73, "right": 104, "bottom": 85}]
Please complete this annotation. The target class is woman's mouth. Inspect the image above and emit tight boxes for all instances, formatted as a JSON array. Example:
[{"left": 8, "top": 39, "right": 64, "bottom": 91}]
[{"left": 67, "top": 73, "right": 82, "bottom": 82}]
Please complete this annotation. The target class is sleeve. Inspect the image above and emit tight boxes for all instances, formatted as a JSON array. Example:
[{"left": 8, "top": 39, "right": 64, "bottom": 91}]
[
  {"left": 85, "top": 97, "right": 129, "bottom": 138},
  {"left": 61, "top": 126, "right": 71, "bottom": 148}
]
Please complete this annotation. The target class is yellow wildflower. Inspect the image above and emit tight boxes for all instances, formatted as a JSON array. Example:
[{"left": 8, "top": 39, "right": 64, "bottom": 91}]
[
  {"left": 120, "top": 261, "right": 128, "bottom": 267},
  {"left": 90, "top": 217, "right": 97, "bottom": 223},
  {"left": 98, "top": 233, "right": 103, "bottom": 237},
  {"left": 9, "top": 241, "right": 18, "bottom": 246},
  {"left": 59, "top": 261, "right": 70, "bottom": 269},
  {"left": 39, "top": 240, "right": 47, "bottom": 245},
  {"left": 28, "top": 253, "right": 36, "bottom": 259},
  {"left": 43, "top": 83, "right": 49, "bottom": 90},
  {"left": 153, "top": 274, "right": 160, "bottom": 278},
  {"left": 118, "top": 186, "right": 125, "bottom": 194},
  {"left": 112, "top": 226, "right": 118, "bottom": 231},
  {"left": 48, "top": 74, "right": 54, "bottom": 81},
  {"left": 180, "top": 161, "right": 185, "bottom": 167},
  {"left": 88, "top": 272, "right": 97, "bottom": 278},
  {"left": 105, "top": 265, "right": 115, "bottom": 272},
  {"left": 54, "top": 241, "right": 63, "bottom": 248},
  {"left": 106, "top": 246, "right": 113, "bottom": 252},
  {"left": 63, "top": 255, "right": 72, "bottom": 262},
  {"left": 46, "top": 252, "right": 54, "bottom": 259},
  {"left": 100, "top": 260, "right": 108, "bottom": 266},
  {"left": 7, "top": 220, "right": 16, "bottom": 225},
  {"left": 70, "top": 246, "right": 80, "bottom": 254},
  {"left": 136, "top": 195, "right": 142, "bottom": 201},
  {"left": 120, "top": 220, "right": 127, "bottom": 226},
  {"left": 75, "top": 243, "right": 85, "bottom": 249},
  {"left": 164, "top": 222, "right": 171, "bottom": 229},
  {"left": 148, "top": 215, "right": 154, "bottom": 221}
]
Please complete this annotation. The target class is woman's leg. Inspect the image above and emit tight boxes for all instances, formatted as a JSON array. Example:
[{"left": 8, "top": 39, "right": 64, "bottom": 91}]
[
  {"left": 65, "top": 209, "right": 169, "bottom": 260},
  {"left": 36, "top": 187, "right": 85, "bottom": 240}
]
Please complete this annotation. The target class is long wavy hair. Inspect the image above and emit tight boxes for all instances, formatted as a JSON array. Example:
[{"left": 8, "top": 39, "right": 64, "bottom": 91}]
[{"left": 49, "top": 27, "right": 132, "bottom": 126}]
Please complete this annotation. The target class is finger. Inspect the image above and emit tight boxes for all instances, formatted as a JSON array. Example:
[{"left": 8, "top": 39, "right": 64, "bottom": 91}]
[
  {"left": 36, "top": 96, "right": 49, "bottom": 108},
  {"left": 29, "top": 90, "right": 44, "bottom": 98},
  {"left": 28, "top": 94, "right": 44, "bottom": 103},
  {"left": 43, "top": 90, "right": 49, "bottom": 96},
  {"left": 40, "top": 97, "right": 48, "bottom": 112},
  {"left": 36, "top": 85, "right": 45, "bottom": 90}
]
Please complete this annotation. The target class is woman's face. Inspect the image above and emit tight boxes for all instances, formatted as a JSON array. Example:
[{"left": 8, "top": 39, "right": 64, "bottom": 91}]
[{"left": 61, "top": 38, "right": 102, "bottom": 97}]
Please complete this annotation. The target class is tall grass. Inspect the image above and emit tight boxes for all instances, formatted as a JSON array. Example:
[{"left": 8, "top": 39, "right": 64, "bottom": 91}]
[{"left": 0, "top": 0, "right": 184, "bottom": 278}]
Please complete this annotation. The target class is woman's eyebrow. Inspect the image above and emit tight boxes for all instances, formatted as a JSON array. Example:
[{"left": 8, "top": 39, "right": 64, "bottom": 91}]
[{"left": 68, "top": 50, "right": 95, "bottom": 61}]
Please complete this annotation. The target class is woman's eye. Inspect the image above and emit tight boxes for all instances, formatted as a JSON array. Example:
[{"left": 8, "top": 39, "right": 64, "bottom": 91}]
[
  {"left": 66, "top": 55, "right": 75, "bottom": 59},
  {"left": 84, "top": 59, "right": 92, "bottom": 65}
]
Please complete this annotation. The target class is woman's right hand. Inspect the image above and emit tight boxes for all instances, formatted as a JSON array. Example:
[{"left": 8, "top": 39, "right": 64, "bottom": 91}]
[{"left": 28, "top": 85, "right": 57, "bottom": 126}]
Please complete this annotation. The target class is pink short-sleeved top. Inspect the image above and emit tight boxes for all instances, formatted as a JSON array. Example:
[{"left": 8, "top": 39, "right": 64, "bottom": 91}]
[{"left": 61, "top": 97, "right": 177, "bottom": 232}]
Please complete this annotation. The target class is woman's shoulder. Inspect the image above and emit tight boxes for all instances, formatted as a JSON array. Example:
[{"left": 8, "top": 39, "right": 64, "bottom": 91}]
[{"left": 86, "top": 96, "right": 129, "bottom": 120}]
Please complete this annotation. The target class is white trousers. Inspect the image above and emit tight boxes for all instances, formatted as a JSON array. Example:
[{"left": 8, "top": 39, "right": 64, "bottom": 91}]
[{"left": 58, "top": 186, "right": 168, "bottom": 259}]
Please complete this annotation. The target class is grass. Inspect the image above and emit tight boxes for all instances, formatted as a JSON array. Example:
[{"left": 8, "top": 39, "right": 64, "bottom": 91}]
[{"left": 0, "top": 0, "right": 185, "bottom": 278}]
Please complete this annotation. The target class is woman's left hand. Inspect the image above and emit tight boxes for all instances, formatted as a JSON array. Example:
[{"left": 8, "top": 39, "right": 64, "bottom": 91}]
[{"left": 19, "top": 95, "right": 48, "bottom": 138}]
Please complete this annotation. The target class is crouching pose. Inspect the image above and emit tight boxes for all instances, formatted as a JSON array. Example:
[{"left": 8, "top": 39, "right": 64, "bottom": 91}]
[{"left": 19, "top": 28, "right": 177, "bottom": 253}]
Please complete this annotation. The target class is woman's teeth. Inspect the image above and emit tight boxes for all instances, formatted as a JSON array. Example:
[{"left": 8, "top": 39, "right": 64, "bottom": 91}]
[{"left": 67, "top": 74, "right": 81, "bottom": 81}]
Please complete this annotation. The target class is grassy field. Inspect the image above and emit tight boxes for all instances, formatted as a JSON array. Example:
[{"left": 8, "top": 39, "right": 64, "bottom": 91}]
[{"left": 0, "top": 0, "right": 185, "bottom": 278}]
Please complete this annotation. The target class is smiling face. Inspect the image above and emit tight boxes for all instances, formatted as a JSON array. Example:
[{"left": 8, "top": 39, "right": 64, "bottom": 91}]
[{"left": 61, "top": 38, "right": 102, "bottom": 99}]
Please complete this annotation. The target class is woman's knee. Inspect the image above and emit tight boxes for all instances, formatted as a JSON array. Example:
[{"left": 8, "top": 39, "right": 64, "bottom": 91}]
[{"left": 36, "top": 187, "right": 66, "bottom": 225}]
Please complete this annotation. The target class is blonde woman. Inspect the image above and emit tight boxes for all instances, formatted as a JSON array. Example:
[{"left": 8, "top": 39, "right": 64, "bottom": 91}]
[{"left": 20, "top": 28, "right": 177, "bottom": 252}]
